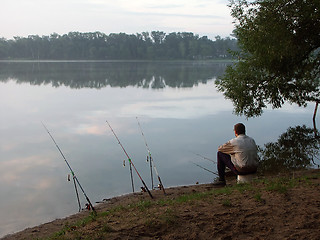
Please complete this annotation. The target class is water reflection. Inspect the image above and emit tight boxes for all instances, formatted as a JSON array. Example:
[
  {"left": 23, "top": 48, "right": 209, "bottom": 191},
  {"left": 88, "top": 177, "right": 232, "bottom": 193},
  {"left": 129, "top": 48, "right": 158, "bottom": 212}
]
[
  {"left": 259, "top": 125, "right": 320, "bottom": 172},
  {"left": 0, "top": 61, "right": 230, "bottom": 89},
  {"left": 0, "top": 61, "right": 318, "bottom": 238}
]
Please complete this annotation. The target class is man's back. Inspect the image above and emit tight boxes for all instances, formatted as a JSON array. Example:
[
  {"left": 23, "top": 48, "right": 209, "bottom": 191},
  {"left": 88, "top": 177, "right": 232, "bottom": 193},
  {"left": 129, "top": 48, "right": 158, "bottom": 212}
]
[{"left": 229, "top": 134, "right": 258, "bottom": 169}]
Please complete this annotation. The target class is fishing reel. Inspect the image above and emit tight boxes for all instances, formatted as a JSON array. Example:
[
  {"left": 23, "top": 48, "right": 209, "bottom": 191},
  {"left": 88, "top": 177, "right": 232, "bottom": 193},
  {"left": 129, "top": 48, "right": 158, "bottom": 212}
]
[
  {"left": 146, "top": 156, "right": 152, "bottom": 162},
  {"left": 68, "top": 173, "right": 76, "bottom": 181}
]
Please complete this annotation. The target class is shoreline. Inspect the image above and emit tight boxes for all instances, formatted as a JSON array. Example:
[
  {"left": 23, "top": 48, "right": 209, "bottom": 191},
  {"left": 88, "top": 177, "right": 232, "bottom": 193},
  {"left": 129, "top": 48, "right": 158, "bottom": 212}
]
[
  {"left": 3, "top": 169, "right": 320, "bottom": 240},
  {"left": 1, "top": 182, "right": 214, "bottom": 239}
]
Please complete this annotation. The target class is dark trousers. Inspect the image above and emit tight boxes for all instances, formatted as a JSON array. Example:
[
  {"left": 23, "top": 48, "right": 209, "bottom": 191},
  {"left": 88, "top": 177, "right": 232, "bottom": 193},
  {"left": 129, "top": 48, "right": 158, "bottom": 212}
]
[
  {"left": 217, "top": 151, "right": 257, "bottom": 181},
  {"left": 217, "top": 151, "right": 239, "bottom": 181}
]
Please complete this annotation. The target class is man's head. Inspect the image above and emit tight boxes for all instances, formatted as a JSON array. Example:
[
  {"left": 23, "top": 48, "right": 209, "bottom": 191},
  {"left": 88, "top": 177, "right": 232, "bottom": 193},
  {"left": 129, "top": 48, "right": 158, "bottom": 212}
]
[{"left": 234, "top": 123, "right": 246, "bottom": 136}]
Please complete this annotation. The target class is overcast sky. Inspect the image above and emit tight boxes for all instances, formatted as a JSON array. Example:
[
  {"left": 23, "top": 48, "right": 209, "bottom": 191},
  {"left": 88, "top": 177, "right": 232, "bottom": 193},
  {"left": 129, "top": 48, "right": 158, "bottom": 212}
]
[{"left": 0, "top": 0, "right": 234, "bottom": 40}]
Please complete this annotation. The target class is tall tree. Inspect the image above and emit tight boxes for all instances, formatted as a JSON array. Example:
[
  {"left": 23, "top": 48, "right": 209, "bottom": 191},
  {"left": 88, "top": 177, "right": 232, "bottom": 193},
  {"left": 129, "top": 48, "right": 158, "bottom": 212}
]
[{"left": 216, "top": 0, "right": 320, "bottom": 120}]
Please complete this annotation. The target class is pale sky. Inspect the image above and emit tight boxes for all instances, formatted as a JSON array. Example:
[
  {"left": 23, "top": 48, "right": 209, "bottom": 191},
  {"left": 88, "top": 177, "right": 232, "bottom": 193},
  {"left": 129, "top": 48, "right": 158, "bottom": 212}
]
[{"left": 0, "top": 0, "right": 234, "bottom": 40}]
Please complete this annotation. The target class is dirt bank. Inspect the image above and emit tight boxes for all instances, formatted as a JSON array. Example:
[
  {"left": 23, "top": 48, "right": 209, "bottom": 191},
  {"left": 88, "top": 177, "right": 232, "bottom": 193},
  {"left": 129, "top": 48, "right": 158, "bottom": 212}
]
[{"left": 3, "top": 169, "right": 320, "bottom": 240}]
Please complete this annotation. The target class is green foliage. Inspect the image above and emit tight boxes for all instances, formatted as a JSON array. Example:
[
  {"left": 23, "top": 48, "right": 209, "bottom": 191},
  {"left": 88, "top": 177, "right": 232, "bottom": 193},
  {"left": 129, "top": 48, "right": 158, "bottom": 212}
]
[
  {"left": 0, "top": 31, "right": 238, "bottom": 60},
  {"left": 259, "top": 125, "right": 320, "bottom": 172},
  {"left": 216, "top": 0, "right": 320, "bottom": 117}
]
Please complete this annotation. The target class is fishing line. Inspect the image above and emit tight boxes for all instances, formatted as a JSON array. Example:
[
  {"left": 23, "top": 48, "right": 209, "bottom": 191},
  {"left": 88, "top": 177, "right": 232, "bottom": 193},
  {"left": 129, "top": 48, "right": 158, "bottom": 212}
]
[
  {"left": 191, "top": 162, "right": 219, "bottom": 176},
  {"left": 191, "top": 152, "right": 217, "bottom": 164}
]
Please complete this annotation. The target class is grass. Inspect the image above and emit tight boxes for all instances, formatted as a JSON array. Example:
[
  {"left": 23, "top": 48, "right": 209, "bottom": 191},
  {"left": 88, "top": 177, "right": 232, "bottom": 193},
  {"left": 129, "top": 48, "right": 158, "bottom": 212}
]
[
  {"left": 160, "top": 208, "right": 178, "bottom": 225},
  {"left": 260, "top": 177, "right": 299, "bottom": 194},
  {"left": 253, "top": 192, "right": 264, "bottom": 202},
  {"left": 137, "top": 200, "right": 152, "bottom": 211},
  {"left": 43, "top": 171, "right": 320, "bottom": 240},
  {"left": 222, "top": 199, "right": 232, "bottom": 207},
  {"left": 101, "top": 224, "right": 115, "bottom": 233}
]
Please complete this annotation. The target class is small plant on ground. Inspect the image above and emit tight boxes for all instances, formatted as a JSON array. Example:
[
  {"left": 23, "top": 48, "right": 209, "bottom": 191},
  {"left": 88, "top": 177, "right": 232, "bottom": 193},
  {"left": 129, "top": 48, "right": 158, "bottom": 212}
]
[
  {"left": 138, "top": 200, "right": 152, "bottom": 211},
  {"left": 160, "top": 208, "right": 178, "bottom": 225},
  {"left": 222, "top": 199, "right": 232, "bottom": 207},
  {"left": 101, "top": 224, "right": 115, "bottom": 233},
  {"left": 254, "top": 192, "right": 265, "bottom": 203}
]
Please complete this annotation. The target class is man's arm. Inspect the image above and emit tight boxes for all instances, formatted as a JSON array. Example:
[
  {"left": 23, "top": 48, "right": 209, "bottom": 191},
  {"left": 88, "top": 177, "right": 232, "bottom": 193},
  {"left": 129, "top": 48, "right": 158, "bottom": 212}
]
[{"left": 218, "top": 141, "right": 235, "bottom": 155}]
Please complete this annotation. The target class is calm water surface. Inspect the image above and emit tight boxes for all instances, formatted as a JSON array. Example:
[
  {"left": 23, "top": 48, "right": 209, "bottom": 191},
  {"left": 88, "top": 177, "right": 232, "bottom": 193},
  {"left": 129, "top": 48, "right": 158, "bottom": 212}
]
[{"left": 0, "top": 61, "right": 317, "bottom": 237}]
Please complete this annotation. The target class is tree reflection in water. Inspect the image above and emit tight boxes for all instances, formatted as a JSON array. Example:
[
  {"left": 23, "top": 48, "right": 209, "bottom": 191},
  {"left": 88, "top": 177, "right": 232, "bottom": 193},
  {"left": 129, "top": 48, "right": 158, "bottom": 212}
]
[
  {"left": 259, "top": 125, "right": 320, "bottom": 173},
  {"left": 0, "top": 61, "right": 230, "bottom": 89}
]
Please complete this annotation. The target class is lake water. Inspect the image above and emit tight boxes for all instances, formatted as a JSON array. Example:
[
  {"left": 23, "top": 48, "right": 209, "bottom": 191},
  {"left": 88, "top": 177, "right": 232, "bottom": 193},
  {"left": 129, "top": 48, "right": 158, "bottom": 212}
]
[{"left": 0, "top": 60, "right": 318, "bottom": 237}]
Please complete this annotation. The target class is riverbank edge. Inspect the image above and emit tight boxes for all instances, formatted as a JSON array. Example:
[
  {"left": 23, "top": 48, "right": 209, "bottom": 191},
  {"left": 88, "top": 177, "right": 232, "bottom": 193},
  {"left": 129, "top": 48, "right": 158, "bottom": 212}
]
[{"left": 2, "top": 168, "right": 320, "bottom": 239}]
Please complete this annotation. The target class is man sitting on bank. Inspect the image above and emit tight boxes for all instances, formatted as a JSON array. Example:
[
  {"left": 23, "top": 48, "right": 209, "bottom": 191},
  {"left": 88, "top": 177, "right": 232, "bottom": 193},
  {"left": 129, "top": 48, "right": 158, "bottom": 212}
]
[{"left": 213, "top": 123, "right": 259, "bottom": 186}]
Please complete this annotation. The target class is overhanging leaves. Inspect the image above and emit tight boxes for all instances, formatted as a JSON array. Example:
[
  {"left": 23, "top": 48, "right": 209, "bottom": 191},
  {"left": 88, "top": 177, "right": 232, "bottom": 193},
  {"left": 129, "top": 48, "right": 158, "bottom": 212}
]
[{"left": 217, "top": 0, "right": 320, "bottom": 117}]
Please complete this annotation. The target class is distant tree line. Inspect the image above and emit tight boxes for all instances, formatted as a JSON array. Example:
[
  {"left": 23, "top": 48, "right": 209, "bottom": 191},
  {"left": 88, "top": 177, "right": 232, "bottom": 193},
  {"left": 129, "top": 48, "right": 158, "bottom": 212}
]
[{"left": 0, "top": 31, "right": 238, "bottom": 60}]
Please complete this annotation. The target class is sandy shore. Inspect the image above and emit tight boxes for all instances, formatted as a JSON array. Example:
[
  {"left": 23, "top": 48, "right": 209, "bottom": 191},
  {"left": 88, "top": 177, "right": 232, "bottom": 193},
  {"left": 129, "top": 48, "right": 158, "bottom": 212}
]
[{"left": 2, "top": 169, "right": 320, "bottom": 240}]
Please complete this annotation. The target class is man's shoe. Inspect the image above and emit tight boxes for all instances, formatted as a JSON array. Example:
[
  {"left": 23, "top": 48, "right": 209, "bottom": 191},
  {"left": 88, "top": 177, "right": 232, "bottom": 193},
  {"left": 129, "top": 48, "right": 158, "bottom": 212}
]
[{"left": 212, "top": 178, "right": 226, "bottom": 186}]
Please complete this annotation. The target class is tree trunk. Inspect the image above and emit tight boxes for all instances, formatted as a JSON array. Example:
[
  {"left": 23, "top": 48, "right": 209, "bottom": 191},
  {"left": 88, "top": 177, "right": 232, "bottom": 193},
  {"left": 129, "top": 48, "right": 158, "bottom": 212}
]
[{"left": 313, "top": 101, "right": 319, "bottom": 137}]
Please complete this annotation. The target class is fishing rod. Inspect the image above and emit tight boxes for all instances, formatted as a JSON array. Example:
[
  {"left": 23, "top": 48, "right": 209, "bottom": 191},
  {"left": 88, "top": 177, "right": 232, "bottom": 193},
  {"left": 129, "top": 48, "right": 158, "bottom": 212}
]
[
  {"left": 106, "top": 120, "right": 153, "bottom": 199},
  {"left": 148, "top": 155, "right": 154, "bottom": 190},
  {"left": 192, "top": 152, "right": 216, "bottom": 164},
  {"left": 72, "top": 175, "right": 82, "bottom": 212},
  {"left": 107, "top": 121, "right": 134, "bottom": 193},
  {"left": 191, "top": 162, "right": 219, "bottom": 176},
  {"left": 68, "top": 173, "right": 81, "bottom": 212},
  {"left": 128, "top": 160, "right": 135, "bottom": 193},
  {"left": 42, "top": 123, "right": 96, "bottom": 214},
  {"left": 136, "top": 117, "right": 166, "bottom": 195},
  {"left": 136, "top": 117, "right": 153, "bottom": 189}
]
